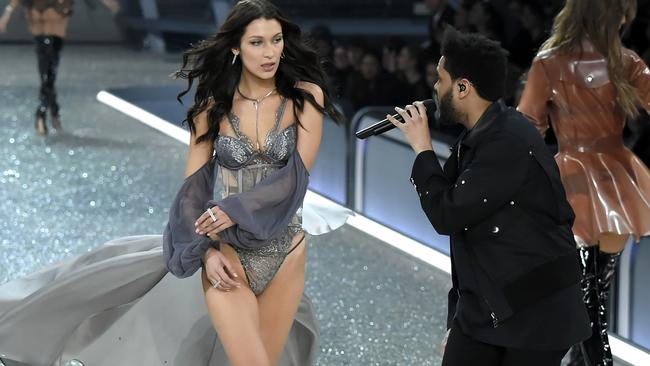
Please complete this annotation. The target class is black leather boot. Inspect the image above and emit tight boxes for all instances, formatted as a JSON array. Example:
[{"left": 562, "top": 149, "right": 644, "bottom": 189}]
[
  {"left": 48, "top": 36, "right": 64, "bottom": 130},
  {"left": 567, "top": 246, "right": 599, "bottom": 366},
  {"left": 34, "top": 35, "right": 64, "bottom": 133},
  {"left": 591, "top": 249, "right": 621, "bottom": 365},
  {"left": 35, "top": 35, "right": 51, "bottom": 134},
  {"left": 574, "top": 246, "right": 621, "bottom": 366}
]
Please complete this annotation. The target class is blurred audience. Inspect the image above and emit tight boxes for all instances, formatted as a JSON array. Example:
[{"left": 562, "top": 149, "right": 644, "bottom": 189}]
[
  {"left": 343, "top": 51, "right": 399, "bottom": 111},
  {"left": 312, "top": 0, "right": 650, "bottom": 134}
]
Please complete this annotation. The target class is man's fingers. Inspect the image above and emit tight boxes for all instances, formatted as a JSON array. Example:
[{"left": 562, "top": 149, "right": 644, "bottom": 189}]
[
  {"left": 414, "top": 102, "right": 429, "bottom": 123},
  {"left": 405, "top": 104, "right": 419, "bottom": 116},
  {"left": 386, "top": 114, "right": 403, "bottom": 129},
  {"left": 394, "top": 107, "right": 411, "bottom": 122}
]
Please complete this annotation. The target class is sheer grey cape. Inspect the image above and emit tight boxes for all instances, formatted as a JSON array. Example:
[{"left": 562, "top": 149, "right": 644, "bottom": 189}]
[
  {"left": 163, "top": 151, "right": 310, "bottom": 278},
  {"left": 0, "top": 151, "right": 351, "bottom": 366}
]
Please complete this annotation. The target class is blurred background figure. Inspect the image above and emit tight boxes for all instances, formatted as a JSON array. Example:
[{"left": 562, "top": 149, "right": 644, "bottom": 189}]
[
  {"left": 424, "top": 0, "right": 454, "bottom": 55},
  {"left": 395, "top": 44, "right": 429, "bottom": 102},
  {"left": 0, "top": 0, "right": 119, "bottom": 135},
  {"left": 344, "top": 50, "right": 397, "bottom": 111}
]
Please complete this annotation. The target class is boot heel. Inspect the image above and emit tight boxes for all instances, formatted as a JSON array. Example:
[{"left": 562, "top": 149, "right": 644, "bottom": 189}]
[
  {"left": 51, "top": 114, "right": 62, "bottom": 131},
  {"left": 35, "top": 108, "right": 48, "bottom": 135}
]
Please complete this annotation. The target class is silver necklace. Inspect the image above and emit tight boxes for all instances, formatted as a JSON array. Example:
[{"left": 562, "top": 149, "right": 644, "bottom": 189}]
[{"left": 237, "top": 86, "right": 276, "bottom": 151}]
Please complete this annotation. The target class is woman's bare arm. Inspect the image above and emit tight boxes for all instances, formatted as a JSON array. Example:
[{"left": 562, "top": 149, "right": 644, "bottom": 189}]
[{"left": 295, "top": 81, "right": 325, "bottom": 171}]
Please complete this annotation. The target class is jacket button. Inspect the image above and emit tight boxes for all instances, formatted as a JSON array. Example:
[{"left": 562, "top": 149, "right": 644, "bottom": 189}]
[
  {"left": 425, "top": 191, "right": 429, "bottom": 195},
  {"left": 491, "top": 226, "right": 500, "bottom": 234},
  {"left": 464, "top": 227, "right": 469, "bottom": 231},
  {"left": 410, "top": 177, "right": 415, "bottom": 184},
  {"left": 529, "top": 150, "right": 533, "bottom": 156},
  {"left": 483, "top": 198, "right": 488, "bottom": 203},
  {"left": 461, "top": 180, "right": 466, "bottom": 185},
  {"left": 510, "top": 201, "right": 515, "bottom": 206}
]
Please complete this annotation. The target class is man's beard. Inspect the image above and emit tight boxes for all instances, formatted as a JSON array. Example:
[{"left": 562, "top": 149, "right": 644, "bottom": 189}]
[{"left": 437, "top": 89, "right": 463, "bottom": 126}]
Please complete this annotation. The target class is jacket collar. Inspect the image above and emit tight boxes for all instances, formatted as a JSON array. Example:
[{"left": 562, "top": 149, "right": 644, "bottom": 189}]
[{"left": 460, "top": 100, "right": 506, "bottom": 149}]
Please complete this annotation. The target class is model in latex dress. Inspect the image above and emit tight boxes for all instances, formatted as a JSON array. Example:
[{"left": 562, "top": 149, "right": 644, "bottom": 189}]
[{"left": 518, "top": 42, "right": 650, "bottom": 365}]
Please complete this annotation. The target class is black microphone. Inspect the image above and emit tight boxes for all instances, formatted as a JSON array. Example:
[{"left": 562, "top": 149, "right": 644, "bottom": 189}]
[{"left": 355, "top": 99, "right": 437, "bottom": 139}]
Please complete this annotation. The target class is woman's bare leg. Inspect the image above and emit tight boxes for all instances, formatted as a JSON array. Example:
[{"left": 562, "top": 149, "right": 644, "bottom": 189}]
[
  {"left": 257, "top": 235, "right": 307, "bottom": 366},
  {"left": 598, "top": 232, "right": 629, "bottom": 253},
  {"left": 202, "top": 243, "right": 271, "bottom": 366}
]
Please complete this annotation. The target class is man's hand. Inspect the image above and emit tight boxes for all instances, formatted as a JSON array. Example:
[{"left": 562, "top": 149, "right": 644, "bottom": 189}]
[{"left": 386, "top": 101, "right": 433, "bottom": 155}]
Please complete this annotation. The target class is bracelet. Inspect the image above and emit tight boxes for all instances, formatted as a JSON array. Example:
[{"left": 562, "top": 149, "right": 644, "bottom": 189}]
[{"left": 4, "top": 4, "right": 14, "bottom": 13}]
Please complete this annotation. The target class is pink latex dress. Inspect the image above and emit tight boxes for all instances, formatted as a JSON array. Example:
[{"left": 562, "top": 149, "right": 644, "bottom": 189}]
[{"left": 518, "top": 42, "right": 650, "bottom": 247}]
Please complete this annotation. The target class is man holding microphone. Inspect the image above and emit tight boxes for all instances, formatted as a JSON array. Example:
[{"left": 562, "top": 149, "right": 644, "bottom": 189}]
[{"left": 387, "top": 28, "right": 590, "bottom": 366}]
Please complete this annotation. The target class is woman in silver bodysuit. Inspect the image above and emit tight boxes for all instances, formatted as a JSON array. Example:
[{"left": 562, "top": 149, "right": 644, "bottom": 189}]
[
  {"left": 163, "top": 0, "right": 344, "bottom": 364},
  {"left": 0, "top": 1, "right": 348, "bottom": 365},
  {"left": 0, "top": 0, "right": 119, "bottom": 134}
]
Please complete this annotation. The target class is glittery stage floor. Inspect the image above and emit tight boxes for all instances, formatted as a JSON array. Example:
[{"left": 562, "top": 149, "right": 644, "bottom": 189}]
[{"left": 0, "top": 44, "right": 450, "bottom": 365}]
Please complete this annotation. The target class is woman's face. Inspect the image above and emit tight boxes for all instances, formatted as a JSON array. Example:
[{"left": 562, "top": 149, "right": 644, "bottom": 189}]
[
  {"left": 360, "top": 54, "right": 380, "bottom": 80},
  {"left": 236, "top": 18, "right": 284, "bottom": 80}
]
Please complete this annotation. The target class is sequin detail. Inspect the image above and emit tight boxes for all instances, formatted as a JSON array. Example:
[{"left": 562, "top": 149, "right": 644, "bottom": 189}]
[{"left": 213, "top": 98, "right": 303, "bottom": 295}]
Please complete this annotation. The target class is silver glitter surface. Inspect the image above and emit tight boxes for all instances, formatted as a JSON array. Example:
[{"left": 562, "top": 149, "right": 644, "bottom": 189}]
[
  {"left": 0, "top": 44, "right": 460, "bottom": 365},
  {"left": 0, "top": 45, "right": 186, "bottom": 283},
  {"left": 308, "top": 226, "right": 450, "bottom": 365}
]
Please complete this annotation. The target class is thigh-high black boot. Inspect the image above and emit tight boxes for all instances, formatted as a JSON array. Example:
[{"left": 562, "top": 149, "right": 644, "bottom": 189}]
[
  {"left": 48, "top": 36, "right": 64, "bottom": 129},
  {"left": 571, "top": 246, "right": 622, "bottom": 366},
  {"left": 567, "top": 246, "right": 598, "bottom": 366},
  {"left": 34, "top": 35, "right": 52, "bottom": 134}
]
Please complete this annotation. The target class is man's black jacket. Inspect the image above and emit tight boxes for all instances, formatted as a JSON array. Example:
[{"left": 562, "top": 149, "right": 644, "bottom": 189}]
[{"left": 410, "top": 101, "right": 590, "bottom": 350}]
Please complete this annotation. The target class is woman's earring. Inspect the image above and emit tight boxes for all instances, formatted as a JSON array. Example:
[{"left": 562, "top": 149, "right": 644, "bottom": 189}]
[
  {"left": 232, "top": 53, "right": 238, "bottom": 65},
  {"left": 281, "top": 52, "right": 285, "bottom": 59}
]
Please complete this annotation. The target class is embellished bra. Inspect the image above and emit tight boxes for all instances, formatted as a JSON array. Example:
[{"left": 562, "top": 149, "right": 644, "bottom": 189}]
[{"left": 214, "top": 97, "right": 297, "bottom": 170}]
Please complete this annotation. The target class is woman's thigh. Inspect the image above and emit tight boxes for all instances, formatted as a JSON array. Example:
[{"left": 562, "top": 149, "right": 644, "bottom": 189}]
[
  {"left": 202, "top": 244, "right": 269, "bottom": 366},
  {"left": 598, "top": 232, "right": 630, "bottom": 253},
  {"left": 257, "top": 235, "right": 307, "bottom": 365}
]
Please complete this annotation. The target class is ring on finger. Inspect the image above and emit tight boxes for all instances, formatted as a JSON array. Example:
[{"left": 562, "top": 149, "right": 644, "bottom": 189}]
[
  {"left": 207, "top": 207, "right": 217, "bottom": 223},
  {"left": 211, "top": 279, "right": 221, "bottom": 289}
]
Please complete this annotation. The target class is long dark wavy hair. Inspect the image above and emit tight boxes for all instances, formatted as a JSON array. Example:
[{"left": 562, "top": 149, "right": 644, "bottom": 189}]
[
  {"left": 541, "top": 0, "right": 639, "bottom": 118},
  {"left": 174, "top": 0, "right": 344, "bottom": 143}
]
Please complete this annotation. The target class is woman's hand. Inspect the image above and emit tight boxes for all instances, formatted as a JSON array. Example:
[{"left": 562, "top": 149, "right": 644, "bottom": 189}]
[
  {"left": 195, "top": 206, "right": 235, "bottom": 238},
  {"left": 203, "top": 247, "right": 240, "bottom": 291}
]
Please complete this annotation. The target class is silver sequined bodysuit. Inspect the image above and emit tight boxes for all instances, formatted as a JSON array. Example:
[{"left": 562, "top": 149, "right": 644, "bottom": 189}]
[{"left": 213, "top": 97, "right": 304, "bottom": 295}]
